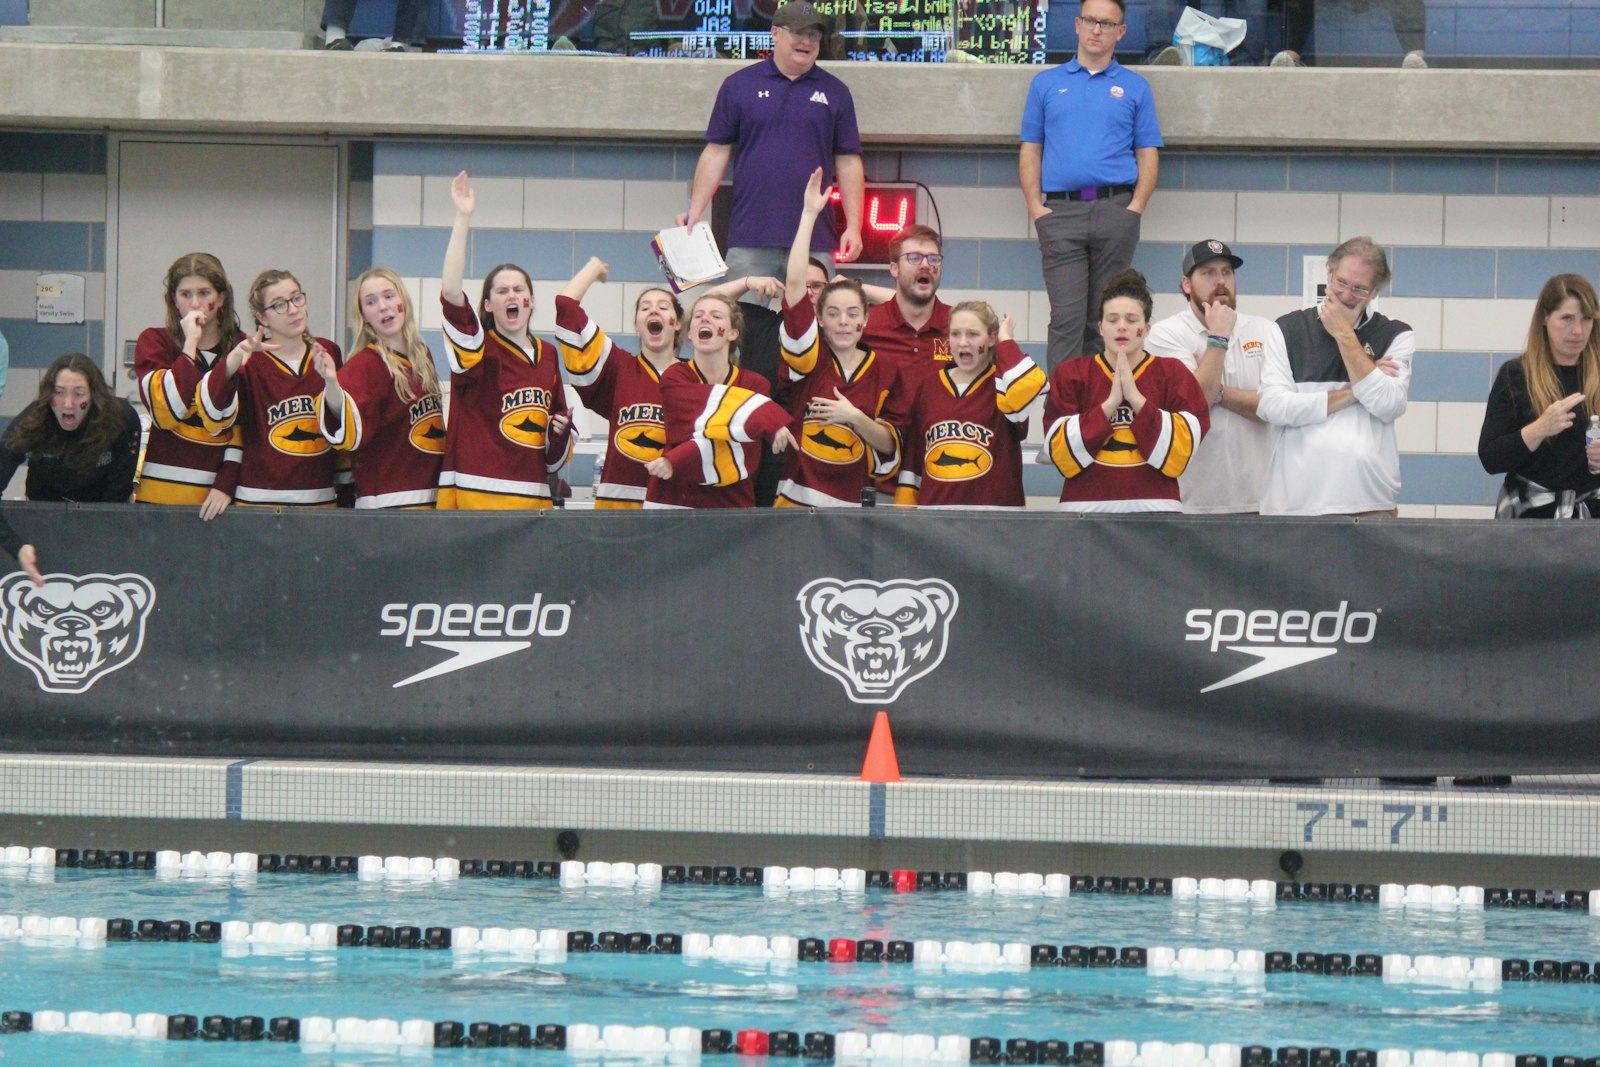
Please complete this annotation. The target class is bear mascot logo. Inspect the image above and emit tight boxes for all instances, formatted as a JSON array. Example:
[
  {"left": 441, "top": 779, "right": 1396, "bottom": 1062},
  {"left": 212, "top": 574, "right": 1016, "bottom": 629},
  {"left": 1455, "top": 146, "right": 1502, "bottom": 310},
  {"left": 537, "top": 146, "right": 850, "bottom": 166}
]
[
  {"left": 796, "top": 577, "right": 958, "bottom": 704},
  {"left": 0, "top": 572, "right": 156, "bottom": 694}
]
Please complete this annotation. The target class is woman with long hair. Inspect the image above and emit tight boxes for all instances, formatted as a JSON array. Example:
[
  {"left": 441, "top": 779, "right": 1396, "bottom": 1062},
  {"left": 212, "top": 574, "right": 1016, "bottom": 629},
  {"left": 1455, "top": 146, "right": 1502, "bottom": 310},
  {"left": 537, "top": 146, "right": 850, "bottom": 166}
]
[
  {"left": 315, "top": 268, "right": 445, "bottom": 509},
  {"left": 1479, "top": 273, "right": 1600, "bottom": 518},
  {"left": 134, "top": 253, "right": 244, "bottom": 518},
  {"left": 773, "top": 169, "right": 900, "bottom": 507},
  {"left": 0, "top": 353, "right": 140, "bottom": 506},
  {"left": 199, "top": 270, "right": 344, "bottom": 508},
  {"left": 1039, "top": 268, "right": 1209, "bottom": 512},
  {"left": 437, "top": 171, "right": 572, "bottom": 509},
  {"left": 557, "top": 259, "right": 780, "bottom": 509},
  {"left": 642, "top": 292, "right": 796, "bottom": 508},
  {"left": 890, "top": 300, "right": 1046, "bottom": 508}
]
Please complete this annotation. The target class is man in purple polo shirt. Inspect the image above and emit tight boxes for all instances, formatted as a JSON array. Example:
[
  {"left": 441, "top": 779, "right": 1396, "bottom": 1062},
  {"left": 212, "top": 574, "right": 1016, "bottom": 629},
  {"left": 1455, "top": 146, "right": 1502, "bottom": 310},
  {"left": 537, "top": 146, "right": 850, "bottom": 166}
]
[
  {"left": 678, "top": 0, "right": 865, "bottom": 295},
  {"left": 1019, "top": 0, "right": 1163, "bottom": 372}
]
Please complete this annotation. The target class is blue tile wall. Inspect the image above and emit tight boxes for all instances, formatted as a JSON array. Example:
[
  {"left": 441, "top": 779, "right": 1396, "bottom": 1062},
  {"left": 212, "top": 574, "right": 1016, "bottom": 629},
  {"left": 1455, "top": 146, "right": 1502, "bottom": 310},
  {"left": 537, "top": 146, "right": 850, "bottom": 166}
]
[
  {"left": 0, "top": 222, "right": 104, "bottom": 272},
  {"left": 1288, "top": 156, "right": 1392, "bottom": 194},
  {"left": 1227, "top": 244, "right": 1290, "bottom": 297},
  {"left": 1497, "top": 158, "right": 1600, "bottom": 197},
  {"left": 1184, "top": 154, "right": 1288, "bottom": 192},
  {"left": 1409, "top": 352, "right": 1495, "bottom": 403},
  {"left": 371, "top": 227, "right": 450, "bottom": 277},
  {"left": 1496, "top": 250, "right": 1600, "bottom": 299},
  {"left": 1398, "top": 455, "right": 1497, "bottom": 506},
  {"left": 473, "top": 229, "right": 575, "bottom": 281},
  {"left": 576, "top": 145, "right": 676, "bottom": 181},
  {"left": 1393, "top": 156, "right": 1495, "bottom": 195},
  {"left": 1389, "top": 247, "right": 1496, "bottom": 299},
  {"left": 0, "top": 319, "right": 100, "bottom": 368}
]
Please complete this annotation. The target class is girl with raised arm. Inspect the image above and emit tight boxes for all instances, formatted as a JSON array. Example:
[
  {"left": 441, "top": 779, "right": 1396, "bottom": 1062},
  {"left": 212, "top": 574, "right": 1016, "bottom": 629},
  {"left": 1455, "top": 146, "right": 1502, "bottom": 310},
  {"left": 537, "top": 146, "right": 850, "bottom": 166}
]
[
  {"left": 134, "top": 253, "right": 243, "bottom": 518},
  {"left": 438, "top": 171, "right": 572, "bottom": 509},
  {"left": 198, "top": 270, "right": 344, "bottom": 508},
  {"left": 774, "top": 168, "right": 900, "bottom": 507},
  {"left": 557, "top": 257, "right": 780, "bottom": 508},
  {"left": 642, "top": 293, "right": 797, "bottom": 509},
  {"left": 316, "top": 268, "right": 445, "bottom": 509},
  {"left": 889, "top": 302, "right": 1046, "bottom": 508},
  {"left": 1040, "top": 269, "right": 1209, "bottom": 512}
]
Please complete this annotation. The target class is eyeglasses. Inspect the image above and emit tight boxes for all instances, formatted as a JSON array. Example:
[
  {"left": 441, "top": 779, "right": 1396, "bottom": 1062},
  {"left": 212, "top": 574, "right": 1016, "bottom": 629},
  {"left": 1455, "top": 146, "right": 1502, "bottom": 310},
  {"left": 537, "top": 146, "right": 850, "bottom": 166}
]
[
  {"left": 900, "top": 252, "right": 943, "bottom": 267},
  {"left": 265, "top": 291, "right": 308, "bottom": 316},
  {"left": 1077, "top": 15, "right": 1123, "bottom": 32},
  {"left": 806, "top": 281, "right": 828, "bottom": 294},
  {"left": 777, "top": 25, "right": 823, "bottom": 41},
  {"left": 1327, "top": 276, "right": 1373, "bottom": 299}
]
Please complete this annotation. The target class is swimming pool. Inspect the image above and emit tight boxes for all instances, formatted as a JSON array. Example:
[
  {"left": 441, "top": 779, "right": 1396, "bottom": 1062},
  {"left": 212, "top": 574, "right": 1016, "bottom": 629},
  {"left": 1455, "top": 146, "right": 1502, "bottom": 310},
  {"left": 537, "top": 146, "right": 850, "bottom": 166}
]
[{"left": 1, "top": 854, "right": 1598, "bottom": 1063}]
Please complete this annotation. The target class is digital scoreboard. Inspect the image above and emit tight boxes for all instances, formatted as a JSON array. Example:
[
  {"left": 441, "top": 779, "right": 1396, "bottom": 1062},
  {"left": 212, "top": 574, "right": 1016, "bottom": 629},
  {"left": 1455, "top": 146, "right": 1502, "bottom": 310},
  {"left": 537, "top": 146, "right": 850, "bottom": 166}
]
[
  {"left": 452, "top": 0, "right": 1043, "bottom": 63},
  {"left": 708, "top": 182, "right": 922, "bottom": 267}
]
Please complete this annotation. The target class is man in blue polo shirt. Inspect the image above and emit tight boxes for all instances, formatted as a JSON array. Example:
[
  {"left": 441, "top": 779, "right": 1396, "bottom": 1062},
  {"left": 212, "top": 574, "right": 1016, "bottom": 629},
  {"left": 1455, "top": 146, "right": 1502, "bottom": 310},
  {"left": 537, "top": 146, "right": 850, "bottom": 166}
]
[
  {"left": 1019, "top": 0, "right": 1163, "bottom": 372},
  {"left": 679, "top": 0, "right": 865, "bottom": 290}
]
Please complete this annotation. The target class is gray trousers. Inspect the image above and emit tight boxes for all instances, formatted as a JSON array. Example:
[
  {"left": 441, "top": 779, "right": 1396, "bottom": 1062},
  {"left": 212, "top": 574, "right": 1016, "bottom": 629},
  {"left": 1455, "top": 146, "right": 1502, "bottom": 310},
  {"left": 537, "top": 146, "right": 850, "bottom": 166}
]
[{"left": 1035, "top": 191, "right": 1141, "bottom": 372}]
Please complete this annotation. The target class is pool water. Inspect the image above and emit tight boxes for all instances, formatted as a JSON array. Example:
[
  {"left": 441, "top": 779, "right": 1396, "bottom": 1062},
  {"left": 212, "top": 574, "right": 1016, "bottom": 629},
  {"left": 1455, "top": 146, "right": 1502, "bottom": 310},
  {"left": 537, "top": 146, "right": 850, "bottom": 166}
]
[{"left": 1, "top": 869, "right": 1598, "bottom": 1063}]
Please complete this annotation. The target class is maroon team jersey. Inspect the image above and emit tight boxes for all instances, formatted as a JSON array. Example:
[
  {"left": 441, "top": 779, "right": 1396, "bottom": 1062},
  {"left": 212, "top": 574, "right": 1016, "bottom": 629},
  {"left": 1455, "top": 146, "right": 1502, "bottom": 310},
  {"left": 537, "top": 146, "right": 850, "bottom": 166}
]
[
  {"left": 134, "top": 327, "right": 242, "bottom": 505},
  {"left": 198, "top": 339, "right": 344, "bottom": 506},
  {"left": 888, "top": 339, "right": 1046, "bottom": 509},
  {"left": 774, "top": 297, "right": 901, "bottom": 507},
  {"left": 318, "top": 344, "right": 444, "bottom": 509},
  {"left": 647, "top": 361, "right": 791, "bottom": 510},
  {"left": 553, "top": 295, "right": 667, "bottom": 510},
  {"left": 1042, "top": 352, "right": 1209, "bottom": 512},
  {"left": 438, "top": 297, "right": 572, "bottom": 510}
]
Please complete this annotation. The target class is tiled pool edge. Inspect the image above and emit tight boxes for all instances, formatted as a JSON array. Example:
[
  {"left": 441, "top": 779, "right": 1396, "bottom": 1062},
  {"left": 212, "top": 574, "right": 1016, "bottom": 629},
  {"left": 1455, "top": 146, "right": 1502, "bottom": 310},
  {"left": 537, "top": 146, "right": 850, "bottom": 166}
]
[{"left": 2, "top": 755, "right": 1597, "bottom": 859}]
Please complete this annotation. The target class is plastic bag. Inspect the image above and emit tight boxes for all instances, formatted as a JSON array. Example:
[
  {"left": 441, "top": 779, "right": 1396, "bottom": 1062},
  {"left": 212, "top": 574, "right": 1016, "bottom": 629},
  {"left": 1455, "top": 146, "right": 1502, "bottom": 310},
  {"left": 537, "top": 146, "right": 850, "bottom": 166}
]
[{"left": 1172, "top": 6, "right": 1248, "bottom": 66}]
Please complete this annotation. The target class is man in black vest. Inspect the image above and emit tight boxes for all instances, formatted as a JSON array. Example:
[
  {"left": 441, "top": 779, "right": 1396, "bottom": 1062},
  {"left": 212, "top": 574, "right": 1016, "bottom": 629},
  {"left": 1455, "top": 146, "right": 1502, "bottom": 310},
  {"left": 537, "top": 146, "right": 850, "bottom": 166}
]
[{"left": 1256, "top": 236, "right": 1412, "bottom": 516}]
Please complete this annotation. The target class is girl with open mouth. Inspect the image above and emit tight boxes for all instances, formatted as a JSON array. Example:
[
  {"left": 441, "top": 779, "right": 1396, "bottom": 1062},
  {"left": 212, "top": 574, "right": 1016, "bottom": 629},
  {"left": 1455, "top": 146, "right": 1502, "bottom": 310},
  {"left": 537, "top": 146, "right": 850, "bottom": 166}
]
[
  {"left": 556, "top": 256, "right": 779, "bottom": 509},
  {"left": 886, "top": 303, "right": 1046, "bottom": 509},
  {"left": 436, "top": 170, "right": 573, "bottom": 510}
]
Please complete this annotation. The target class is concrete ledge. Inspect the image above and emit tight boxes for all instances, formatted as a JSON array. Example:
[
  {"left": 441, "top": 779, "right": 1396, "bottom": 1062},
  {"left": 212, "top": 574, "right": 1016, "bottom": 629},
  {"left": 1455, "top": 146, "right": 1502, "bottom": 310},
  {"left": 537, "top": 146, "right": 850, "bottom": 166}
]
[
  {"left": 0, "top": 27, "right": 309, "bottom": 49},
  {"left": 2, "top": 754, "right": 1597, "bottom": 860},
  {"left": 1, "top": 42, "right": 1599, "bottom": 149}
]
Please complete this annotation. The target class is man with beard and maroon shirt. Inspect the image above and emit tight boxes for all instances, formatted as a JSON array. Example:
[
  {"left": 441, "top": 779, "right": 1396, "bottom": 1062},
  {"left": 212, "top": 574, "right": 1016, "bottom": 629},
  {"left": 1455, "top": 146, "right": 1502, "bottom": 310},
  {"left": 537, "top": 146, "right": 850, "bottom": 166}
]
[
  {"left": 1143, "top": 239, "right": 1278, "bottom": 514},
  {"left": 861, "top": 224, "right": 951, "bottom": 502},
  {"left": 863, "top": 224, "right": 951, "bottom": 373}
]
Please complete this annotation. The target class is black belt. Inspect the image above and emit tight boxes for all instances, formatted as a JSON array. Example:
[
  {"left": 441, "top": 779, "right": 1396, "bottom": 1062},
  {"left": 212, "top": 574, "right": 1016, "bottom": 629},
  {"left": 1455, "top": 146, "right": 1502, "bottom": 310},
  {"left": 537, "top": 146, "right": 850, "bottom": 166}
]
[{"left": 1044, "top": 184, "right": 1135, "bottom": 202}]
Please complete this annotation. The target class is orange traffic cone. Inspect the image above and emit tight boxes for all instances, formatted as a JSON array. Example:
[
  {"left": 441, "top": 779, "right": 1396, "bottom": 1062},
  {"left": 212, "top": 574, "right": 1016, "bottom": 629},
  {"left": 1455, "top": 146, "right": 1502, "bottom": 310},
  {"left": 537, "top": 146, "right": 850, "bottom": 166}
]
[{"left": 859, "top": 711, "right": 902, "bottom": 783}]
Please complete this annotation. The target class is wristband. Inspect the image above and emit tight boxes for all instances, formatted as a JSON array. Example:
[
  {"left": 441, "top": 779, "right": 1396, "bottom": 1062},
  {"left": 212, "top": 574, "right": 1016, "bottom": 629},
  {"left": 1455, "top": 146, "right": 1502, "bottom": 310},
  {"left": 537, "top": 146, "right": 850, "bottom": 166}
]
[{"left": 1205, "top": 335, "right": 1230, "bottom": 349}]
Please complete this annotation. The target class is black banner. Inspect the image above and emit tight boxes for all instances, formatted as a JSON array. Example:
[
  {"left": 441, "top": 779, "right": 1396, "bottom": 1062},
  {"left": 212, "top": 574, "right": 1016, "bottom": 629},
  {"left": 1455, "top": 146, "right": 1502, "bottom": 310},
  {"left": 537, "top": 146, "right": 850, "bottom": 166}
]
[{"left": 1, "top": 504, "right": 1596, "bottom": 777}]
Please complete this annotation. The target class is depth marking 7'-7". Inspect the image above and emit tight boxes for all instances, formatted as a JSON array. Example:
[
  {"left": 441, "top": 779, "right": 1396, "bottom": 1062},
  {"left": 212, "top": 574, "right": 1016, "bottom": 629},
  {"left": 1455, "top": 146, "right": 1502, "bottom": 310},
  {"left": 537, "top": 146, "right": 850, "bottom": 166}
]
[{"left": 1296, "top": 802, "right": 1448, "bottom": 845}]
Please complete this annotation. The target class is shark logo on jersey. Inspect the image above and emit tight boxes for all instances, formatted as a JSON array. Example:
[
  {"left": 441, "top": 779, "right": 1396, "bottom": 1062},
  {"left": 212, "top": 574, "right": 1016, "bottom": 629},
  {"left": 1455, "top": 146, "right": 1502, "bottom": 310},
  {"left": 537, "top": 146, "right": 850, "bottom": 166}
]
[
  {"left": 797, "top": 578, "right": 958, "bottom": 704},
  {"left": 0, "top": 572, "right": 156, "bottom": 694}
]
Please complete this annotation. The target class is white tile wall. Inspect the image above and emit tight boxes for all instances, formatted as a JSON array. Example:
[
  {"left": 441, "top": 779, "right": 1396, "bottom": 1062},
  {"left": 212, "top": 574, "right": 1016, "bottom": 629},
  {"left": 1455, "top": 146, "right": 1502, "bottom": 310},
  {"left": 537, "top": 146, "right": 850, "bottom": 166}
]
[
  {"left": 1235, "top": 193, "right": 1339, "bottom": 245},
  {"left": 420, "top": 175, "right": 522, "bottom": 229},
  {"left": 1550, "top": 197, "right": 1600, "bottom": 249},
  {"left": 0, "top": 367, "right": 39, "bottom": 418},
  {"left": 1394, "top": 400, "right": 1437, "bottom": 453},
  {"left": 1435, "top": 401, "right": 1486, "bottom": 453},
  {"left": 1396, "top": 503, "right": 1435, "bottom": 519},
  {"left": 41, "top": 174, "right": 105, "bottom": 223},
  {"left": 371, "top": 174, "right": 422, "bottom": 227},
  {"left": 1340, "top": 193, "right": 1442, "bottom": 246},
  {"left": 1027, "top": 289, "right": 1051, "bottom": 347},
  {"left": 1440, "top": 298, "right": 1534, "bottom": 351},
  {"left": 623, "top": 180, "right": 687, "bottom": 232},
  {"left": 926, "top": 184, "right": 1030, "bottom": 240},
  {"left": 1379, "top": 296, "right": 1443, "bottom": 350},
  {"left": 0, "top": 172, "right": 42, "bottom": 221},
  {"left": 1239, "top": 294, "right": 1306, "bottom": 321},
  {"left": 1140, "top": 191, "right": 1236, "bottom": 244},
  {"left": 1435, "top": 504, "right": 1495, "bottom": 520},
  {"left": 1444, "top": 196, "right": 1549, "bottom": 248},
  {"left": 524, "top": 178, "right": 625, "bottom": 230}
]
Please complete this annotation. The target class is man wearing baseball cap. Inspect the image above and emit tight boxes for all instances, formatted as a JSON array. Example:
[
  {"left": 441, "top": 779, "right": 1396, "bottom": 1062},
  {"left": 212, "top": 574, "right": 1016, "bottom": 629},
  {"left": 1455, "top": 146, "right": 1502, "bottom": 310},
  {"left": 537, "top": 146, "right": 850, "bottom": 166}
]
[
  {"left": 678, "top": 0, "right": 865, "bottom": 285},
  {"left": 1143, "top": 239, "right": 1279, "bottom": 513}
]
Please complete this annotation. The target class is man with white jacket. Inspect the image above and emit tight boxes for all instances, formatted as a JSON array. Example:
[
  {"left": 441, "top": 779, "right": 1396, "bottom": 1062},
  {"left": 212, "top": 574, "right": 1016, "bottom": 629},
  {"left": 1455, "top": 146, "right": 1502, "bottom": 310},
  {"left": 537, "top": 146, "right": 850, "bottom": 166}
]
[{"left": 1257, "top": 236, "right": 1412, "bottom": 516}]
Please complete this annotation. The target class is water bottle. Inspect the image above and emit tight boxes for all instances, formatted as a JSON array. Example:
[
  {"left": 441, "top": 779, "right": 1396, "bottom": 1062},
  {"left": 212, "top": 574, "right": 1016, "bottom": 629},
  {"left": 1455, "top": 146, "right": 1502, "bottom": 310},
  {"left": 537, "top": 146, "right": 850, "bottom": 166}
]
[{"left": 1588, "top": 415, "right": 1600, "bottom": 474}]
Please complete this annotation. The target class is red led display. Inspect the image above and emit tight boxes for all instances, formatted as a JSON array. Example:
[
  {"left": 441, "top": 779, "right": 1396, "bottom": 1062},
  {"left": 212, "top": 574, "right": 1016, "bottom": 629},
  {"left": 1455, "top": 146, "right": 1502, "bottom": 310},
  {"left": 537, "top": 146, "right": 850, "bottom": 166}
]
[{"left": 831, "top": 186, "right": 918, "bottom": 265}]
